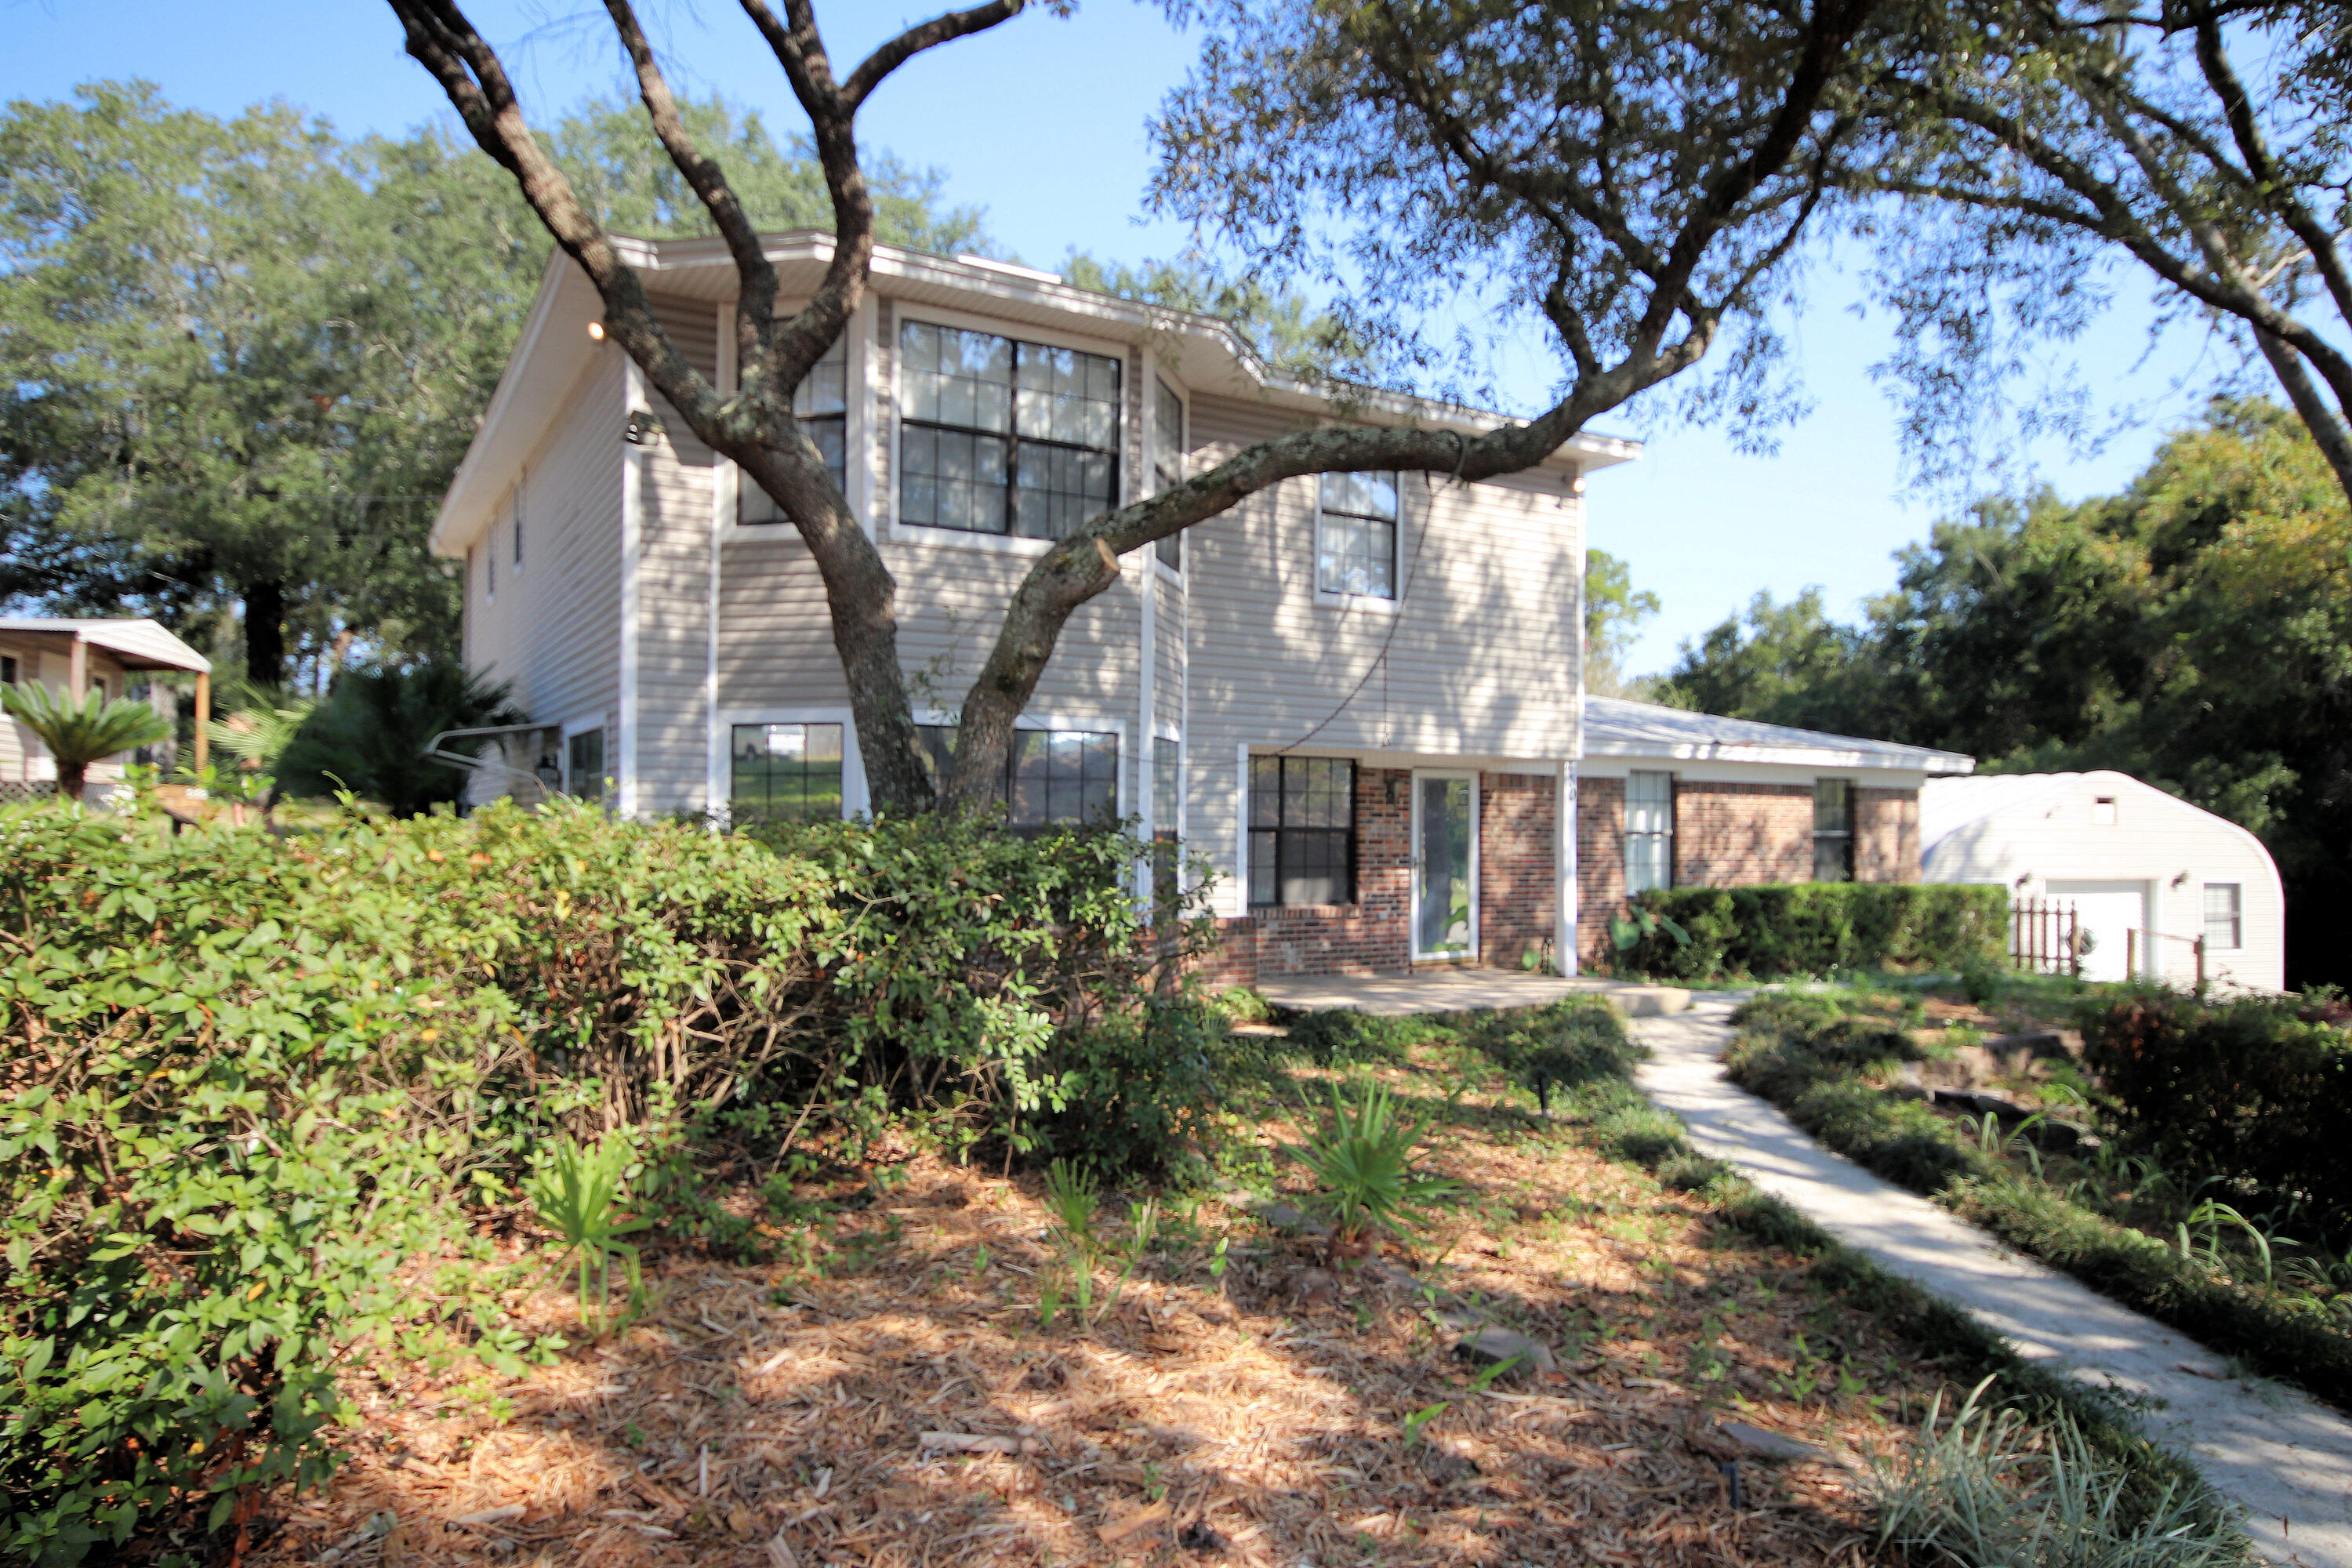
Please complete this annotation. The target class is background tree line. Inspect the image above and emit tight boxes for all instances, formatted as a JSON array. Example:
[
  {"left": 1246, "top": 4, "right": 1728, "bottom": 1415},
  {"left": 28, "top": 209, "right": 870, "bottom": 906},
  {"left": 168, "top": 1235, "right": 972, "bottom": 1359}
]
[{"left": 1656, "top": 398, "right": 2351, "bottom": 988}]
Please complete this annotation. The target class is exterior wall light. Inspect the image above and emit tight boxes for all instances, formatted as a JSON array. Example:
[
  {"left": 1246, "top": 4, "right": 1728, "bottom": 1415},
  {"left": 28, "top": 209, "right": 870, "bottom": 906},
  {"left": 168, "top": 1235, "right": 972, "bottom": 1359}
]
[
  {"left": 624, "top": 409, "right": 663, "bottom": 445},
  {"left": 587, "top": 320, "right": 607, "bottom": 341}
]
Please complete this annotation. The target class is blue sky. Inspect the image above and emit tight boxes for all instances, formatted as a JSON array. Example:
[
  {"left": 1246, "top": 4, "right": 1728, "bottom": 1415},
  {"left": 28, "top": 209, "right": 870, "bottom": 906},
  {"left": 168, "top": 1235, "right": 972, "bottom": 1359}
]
[{"left": 6, "top": 0, "right": 2228, "bottom": 672}]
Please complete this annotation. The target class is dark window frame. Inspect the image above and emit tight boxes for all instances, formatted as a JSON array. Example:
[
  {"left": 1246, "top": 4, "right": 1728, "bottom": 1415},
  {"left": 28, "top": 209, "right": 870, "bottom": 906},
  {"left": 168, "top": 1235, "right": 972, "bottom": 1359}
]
[
  {"left": 1315, "top": 471, "right": 1401, "bottom": 601},
  {"left": 1812, "top": 779, "right": 1856, "bottom": 883},
  {"left": 565, "top": 728, "right": 607, "bottom": 804},
  {"left": 916, "top": 723, "right": 1120, "bottom": 829},
  {"left": 1249, "top": 755, "right": 1358, "bottom": 908},
  {"left": 741, "top": 334, "right": 850, "bottom": 521},
  {"left": 729, "top": 720, "right": 847, "bottom": 825},
  {"left": 896, "top": 319, "right": 1123, "bottom": 542}
]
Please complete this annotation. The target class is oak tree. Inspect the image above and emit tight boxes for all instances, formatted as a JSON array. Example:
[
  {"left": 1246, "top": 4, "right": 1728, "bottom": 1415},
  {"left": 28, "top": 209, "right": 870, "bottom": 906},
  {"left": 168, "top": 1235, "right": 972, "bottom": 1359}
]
[{"left": 385, "top": 0, "right": 1896, "bottom": 813}]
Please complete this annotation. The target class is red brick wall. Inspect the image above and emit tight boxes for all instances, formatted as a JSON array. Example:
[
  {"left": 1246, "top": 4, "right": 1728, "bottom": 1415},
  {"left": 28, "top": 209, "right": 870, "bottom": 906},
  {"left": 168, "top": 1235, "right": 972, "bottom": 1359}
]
[
  {"left": 1576, "top": 775, "right": 1625, "bottom": 969},
  {"left": 1672, "top": 781, "right": 1814, "bottom": 886},
  {"left": 1195, "top": 764, "right": 1414, "bottom": 986},
  {"left": 1857, "top": 787, "right": 1920, "bottom": 883},
  {"left": 1478, "top": 771, "right": 1557, "bottom": 971}
]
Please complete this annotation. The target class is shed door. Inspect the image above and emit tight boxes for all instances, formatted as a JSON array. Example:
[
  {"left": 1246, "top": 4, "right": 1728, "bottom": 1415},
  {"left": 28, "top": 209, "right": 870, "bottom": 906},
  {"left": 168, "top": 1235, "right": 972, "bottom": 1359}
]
[{"left": 2046, "top": 880, "right": 2147, "bottom": 982}]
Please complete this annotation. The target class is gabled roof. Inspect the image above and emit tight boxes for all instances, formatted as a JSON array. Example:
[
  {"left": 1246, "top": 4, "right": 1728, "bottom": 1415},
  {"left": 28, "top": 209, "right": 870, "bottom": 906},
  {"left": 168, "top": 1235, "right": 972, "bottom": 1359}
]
[
  {"left": 431, "top": 234, "right": 1644, "bottom": 556},
  {"left": 0, "top": 617, "right": 211, "bottom": 674},
  {"left": 1583, "top": 696, "right": 1975, "bottom": 774}
]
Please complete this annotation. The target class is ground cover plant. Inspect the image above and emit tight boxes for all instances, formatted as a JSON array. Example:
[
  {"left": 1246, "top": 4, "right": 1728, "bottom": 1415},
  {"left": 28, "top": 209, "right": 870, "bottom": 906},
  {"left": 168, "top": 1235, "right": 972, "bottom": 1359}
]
[
  {"left": 1722, "top": 976, "right": 2352, "bottom": 1409},
  {"left": 149, "top": 993, "right": 2227, "bottom": 1568}
]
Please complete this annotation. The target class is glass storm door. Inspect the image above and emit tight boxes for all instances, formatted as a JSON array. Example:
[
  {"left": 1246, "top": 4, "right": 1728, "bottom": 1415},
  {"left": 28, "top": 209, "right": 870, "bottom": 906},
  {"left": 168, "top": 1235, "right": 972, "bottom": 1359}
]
[{"left": 1414, "top": 772, "right": 1477, "bottom": 960}]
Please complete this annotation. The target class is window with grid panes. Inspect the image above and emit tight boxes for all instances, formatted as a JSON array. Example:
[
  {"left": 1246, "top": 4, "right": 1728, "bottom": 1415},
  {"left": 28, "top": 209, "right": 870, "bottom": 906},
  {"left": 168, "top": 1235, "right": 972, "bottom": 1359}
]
[
  {"left": 730, "top": 722, "right": 844, "bottom": 823},
  {"left": 2202, "top": 883, "right": 2242, "bottom": 950},
  {"left": 1813, "top": 779, "right": 1855, "bottom": 881},
  {"left": 1152, "top": 379, "right": 1185, "bottom": 568},
  {"left": 566, "top": 728, "right": 606, "bottom": 804},
  {"left": 1250, "top": 756, "right": 1356, "bottom": 906},
  {"left": 741, "top": 335, "right": 848, "bottom": 521},
  {"left": 1624, "top": 771, "right": 1674, "bottom": 893},
  {"left": 1316, "top": 472, "right": 1399, "bottom": 598},
  {"left": 915, "top": 724, "right": 1119, "bottom": 826},
  {"left": 898, "top": 321, "right": 1119, "bottom": 539}
]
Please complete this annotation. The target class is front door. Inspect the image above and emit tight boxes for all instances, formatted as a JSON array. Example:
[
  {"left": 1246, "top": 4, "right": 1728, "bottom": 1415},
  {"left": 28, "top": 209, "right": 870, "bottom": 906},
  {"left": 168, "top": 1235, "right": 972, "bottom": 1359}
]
[{"left": 1413, "top": 771, "right": 1478, "bottom": 961}]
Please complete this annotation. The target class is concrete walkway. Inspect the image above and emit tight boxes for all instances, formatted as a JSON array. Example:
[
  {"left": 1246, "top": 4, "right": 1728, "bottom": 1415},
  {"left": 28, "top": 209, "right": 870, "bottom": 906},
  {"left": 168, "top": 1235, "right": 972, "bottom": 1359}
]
[
  {"left": 1253, "top": 967, "right": 1692, "bottom": 1018},
  {"left": 1631, "top": 995, "right": 2352, "bottom": 1567}
]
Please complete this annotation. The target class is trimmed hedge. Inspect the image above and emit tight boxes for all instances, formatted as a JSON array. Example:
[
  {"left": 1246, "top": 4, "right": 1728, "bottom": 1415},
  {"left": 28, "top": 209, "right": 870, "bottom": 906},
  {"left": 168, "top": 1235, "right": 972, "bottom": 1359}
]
[
  {"left": 1621, "top": 882, "right": 2008, "bottom": 980},
  {"left": 2081, "top": 988, "right": 2352, "bottom": 1232}
]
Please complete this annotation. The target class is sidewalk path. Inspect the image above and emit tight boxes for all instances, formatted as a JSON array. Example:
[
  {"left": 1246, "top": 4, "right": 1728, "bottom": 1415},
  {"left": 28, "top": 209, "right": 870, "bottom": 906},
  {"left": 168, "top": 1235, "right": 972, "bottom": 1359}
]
[{"left": 1632, "top": 995, "right": 2352, "bottom": 1568}]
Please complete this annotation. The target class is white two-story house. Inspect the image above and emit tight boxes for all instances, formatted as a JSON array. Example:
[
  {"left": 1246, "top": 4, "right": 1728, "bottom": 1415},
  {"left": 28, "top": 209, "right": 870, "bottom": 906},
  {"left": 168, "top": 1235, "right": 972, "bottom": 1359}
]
[{"left": 435, "top": 234, "right": 1641, "bottom": 982}]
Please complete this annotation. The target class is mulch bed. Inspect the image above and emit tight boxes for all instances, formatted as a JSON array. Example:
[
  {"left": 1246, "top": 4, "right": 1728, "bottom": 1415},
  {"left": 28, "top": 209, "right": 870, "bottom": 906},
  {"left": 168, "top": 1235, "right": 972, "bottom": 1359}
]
[{"left": 247, "top": 1064, "right": 1961, "bottom": 1567}]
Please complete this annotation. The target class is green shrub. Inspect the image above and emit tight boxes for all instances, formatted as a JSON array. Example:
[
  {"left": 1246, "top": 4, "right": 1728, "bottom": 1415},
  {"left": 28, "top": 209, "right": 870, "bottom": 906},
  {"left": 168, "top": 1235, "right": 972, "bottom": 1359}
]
[
  {"left": 1621, "top": 883, "right": 2008, "bottom": 980},
  {"left": 278, "top": 659, "right": 522, "bottom": 815},
  {"left": 2080, "top": 988, "right": 2352, "bottom": 1232},
  {"left": 1456, "top": 998, "right": 1643, "bottom": 1089},
  {"left": 1283, "top": 1008, "right": 1431, "bottom": 1065}
]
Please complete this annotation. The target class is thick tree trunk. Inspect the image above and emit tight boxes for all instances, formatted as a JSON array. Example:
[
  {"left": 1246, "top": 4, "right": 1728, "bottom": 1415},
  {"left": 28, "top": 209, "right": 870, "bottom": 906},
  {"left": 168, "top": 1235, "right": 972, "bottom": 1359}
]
[{"left": 243, "top": 579, "right": 286, "bottom": 691}]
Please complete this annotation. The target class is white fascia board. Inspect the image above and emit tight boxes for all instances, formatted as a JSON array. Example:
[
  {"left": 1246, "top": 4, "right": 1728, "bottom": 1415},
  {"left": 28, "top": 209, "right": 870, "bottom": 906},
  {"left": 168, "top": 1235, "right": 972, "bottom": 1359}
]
[
  {"left": 429, "top": 255, "right": 602, "bottom": 557},
  {"left": 1577, "top": 754, "right": 1939, "bottom": 789},
  {"left": 1580, "top": 739, "right": 1973, "bottom": 775}
]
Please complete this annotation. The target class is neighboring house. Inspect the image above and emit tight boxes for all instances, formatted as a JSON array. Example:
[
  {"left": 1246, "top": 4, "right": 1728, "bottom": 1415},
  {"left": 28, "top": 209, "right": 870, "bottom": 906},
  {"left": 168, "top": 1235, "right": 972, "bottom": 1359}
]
[
  {"left": 1573, "top": 698, "right": 1976, "bottom": 965},
  {"left": 0, "top": 618, "right": 208, "bottom": 802},
  {"left": 432, "top": 234, "right": 1976, "bottom": 982},
  {"left": 1922, "top": 771, "right": 2284, "bottom": 992}
]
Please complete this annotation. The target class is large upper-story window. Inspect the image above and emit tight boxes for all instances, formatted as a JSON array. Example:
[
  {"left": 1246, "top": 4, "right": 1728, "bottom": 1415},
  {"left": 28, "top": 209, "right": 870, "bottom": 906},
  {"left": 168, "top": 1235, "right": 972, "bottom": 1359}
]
[
  {"left": 900, "top": 321, "right": 1120, "bottom": 540},
  {"left": 917, "top": 724, "right": 1119, "bottom": 826},
  {"left": 1624, "top": 771, "right": 1674, "bottom": 894},
  {"left": 1152, "top": 378, "right": 1185, "bottom": 570},
  {"left": 1316, "top": 472, "right": 1399, "bottom": 599},
  {"left": 742, "top": 336, "right": 848, "bottom": 522},
  {"left": 1250, "top": 756, "right": 1356, "bottom": 906},
  {"left": 1813, "top": 779, "right": 1855, "bottom": 882}
]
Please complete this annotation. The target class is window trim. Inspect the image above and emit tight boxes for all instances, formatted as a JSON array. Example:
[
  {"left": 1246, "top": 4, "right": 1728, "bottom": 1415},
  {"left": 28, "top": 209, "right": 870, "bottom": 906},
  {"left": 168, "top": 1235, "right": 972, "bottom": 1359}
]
[
  {"left": 726, "top": 718, "right": 850, "bottom": 826},
  {"left": 1410, "top": 768, "right": 1481, "bottom": 961},
  {"left": 720, "top": 298, "right": 873, "bottom": 542},
  {"left": 1312, "top": 471, "right": 1404, "bottom": 612},
  {"left": 1812, "top": 777, "right": 1857, "bottom": 883},
  {"left": 1624, "top": 769, "right": 1675, "bottom": 895},
  {"left": 887, "top": 306, "right": 1131, "bottom": 550},
  {"left": 2201, "top": 881, "right": 2244, "bottom": 952},
  {"left": 1248, "top": 753, "right": 1359, "bottom": 909},
  {"left": 1151, "top": 375, "right": 1187, "bottom": 579},
  {"left": 914, "top": 714, "right": 1126, "bottom": 829},
  {"left": 710, "top": 704, "right": 868, "bottom": 822}
]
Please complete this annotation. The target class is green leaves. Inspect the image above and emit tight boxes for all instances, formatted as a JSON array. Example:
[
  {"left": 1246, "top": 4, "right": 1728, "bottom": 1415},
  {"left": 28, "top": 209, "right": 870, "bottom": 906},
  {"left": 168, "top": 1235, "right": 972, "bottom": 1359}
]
[
  {"left": 1283, "top": 1081, "right": 1457, "bottom": 1262},
  {"left": 0, "top": 684, "right": 170, "bottom": 771}
]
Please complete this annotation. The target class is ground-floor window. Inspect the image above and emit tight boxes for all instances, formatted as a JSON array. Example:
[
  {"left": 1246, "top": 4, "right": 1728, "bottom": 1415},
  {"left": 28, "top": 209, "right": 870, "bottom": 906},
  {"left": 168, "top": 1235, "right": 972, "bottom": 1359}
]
[
  {"left": 567, "top": 728, "right": 607, "bottom": 803},
  {"left": 731, "top": 721, "right": 844, "bottom": 823},
  {"left": 1250, "top": 755, "right": 1355, "bottom": 906},
  {"left": 1813, "top": 779, "right": 1854, "bottom": 881},
  {"left": 917, "top": 724, "right": 1119, "bottom": 826},
  {"left": 1624, "top": 771, "right": 1674, "bottom": 893},
  {"left": 2202, "top": 882, "right": 2242, "bottom": 950}
]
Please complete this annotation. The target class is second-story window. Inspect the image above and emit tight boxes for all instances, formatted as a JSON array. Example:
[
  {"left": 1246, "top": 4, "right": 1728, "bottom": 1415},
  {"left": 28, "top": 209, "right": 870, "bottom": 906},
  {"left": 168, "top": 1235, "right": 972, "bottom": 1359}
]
[
  {"left": 1152, "top": 378, "right": 1185, "bottom": 569},
  {"left": 1316, "top": 472, "right": 1399, "bottom": 599},
  {"left": 742, "top": 335, "right": 849, "bottom": 522},
  {"left": 899, "top": 320, "right": 1120, "bottom": 540}
]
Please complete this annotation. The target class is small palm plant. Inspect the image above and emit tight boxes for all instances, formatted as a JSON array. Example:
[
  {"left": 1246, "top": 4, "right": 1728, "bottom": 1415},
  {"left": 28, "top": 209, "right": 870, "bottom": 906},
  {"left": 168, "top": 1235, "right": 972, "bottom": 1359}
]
[
  {"left": 524, "top": 1133, "right": 656, "bottom": 1335},
  {"left": 1285, "top": 1081, "right": 1457, "bottom": 1266},
  {"left": 0, "top": 682, "right": 172, "bottom": 803}
]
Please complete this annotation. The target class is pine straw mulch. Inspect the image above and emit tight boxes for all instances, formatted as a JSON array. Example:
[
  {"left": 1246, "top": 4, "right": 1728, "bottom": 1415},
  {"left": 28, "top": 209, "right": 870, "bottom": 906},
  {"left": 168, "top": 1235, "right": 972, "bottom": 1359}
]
[{"left": 246, "top": 1057, "right": 1971, "bottom": 1568}]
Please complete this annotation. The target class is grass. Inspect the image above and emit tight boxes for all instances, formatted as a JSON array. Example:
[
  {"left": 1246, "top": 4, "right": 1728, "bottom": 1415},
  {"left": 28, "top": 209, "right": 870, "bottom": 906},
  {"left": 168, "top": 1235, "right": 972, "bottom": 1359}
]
[
  {"left": 1723, "top": 981, "right": 2352, "bottom": 1412},
  {"left": 229, "top": 994, "right": 2245, "bottom": 1568}
]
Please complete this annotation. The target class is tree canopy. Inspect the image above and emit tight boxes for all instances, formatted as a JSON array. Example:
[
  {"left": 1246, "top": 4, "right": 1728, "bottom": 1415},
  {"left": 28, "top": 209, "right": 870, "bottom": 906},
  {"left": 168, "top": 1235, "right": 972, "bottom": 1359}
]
[{"left": 1657, "top": 399, "right": 2352, "bottom": 985}]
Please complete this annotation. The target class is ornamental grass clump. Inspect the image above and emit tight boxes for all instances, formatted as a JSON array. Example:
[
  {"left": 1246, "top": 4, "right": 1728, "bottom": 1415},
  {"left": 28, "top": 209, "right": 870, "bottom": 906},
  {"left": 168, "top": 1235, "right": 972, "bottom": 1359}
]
[{"left": 1284, "top": 1081, "right": 1457, "bottom": 1265}]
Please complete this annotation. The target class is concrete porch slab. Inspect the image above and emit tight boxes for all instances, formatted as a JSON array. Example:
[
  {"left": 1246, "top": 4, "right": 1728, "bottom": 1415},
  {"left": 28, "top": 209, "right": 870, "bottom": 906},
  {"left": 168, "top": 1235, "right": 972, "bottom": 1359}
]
[{"left": 1250, "top": 969, "right": 1693, "bottom": 1018}]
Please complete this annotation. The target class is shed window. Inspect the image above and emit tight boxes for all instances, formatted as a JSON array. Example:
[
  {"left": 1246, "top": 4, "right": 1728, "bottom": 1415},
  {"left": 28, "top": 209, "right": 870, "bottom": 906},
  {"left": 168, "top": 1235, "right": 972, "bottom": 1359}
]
[
  {"left": 2092, "top": 797, "right": 2118, "bottom": 826},
  {"left": 742, "top": 335, "right": 850, "bottom": 521},
  {"left": 1624, "top": 771, "right": 1674, "bottom": 894},
  {"left": 1316, "top": 472, "right": 1399, "bottom": 599},
  {"left": 898, "top": 321, "right": 1120, "bottom": 540},
  {"left": 916, "top": 724, "right": 1119, "bottom": 827},
  {"left": 1250, "top": 756, "right": 1356, "bottom": 906},
  {"left": 2202, "top": 883, "right": 2242, "bottom": 951},
  {"left": 731, "top": 722, "right": 844, "bottom": 824},
  {"left": 1152, "top": 379, "right": 1185, "bottom": 569},
  {"left": 1813, "top": 779, "right": 1855, "bottom": 882},
  {"left": 566, "top": 728, "right": 606, "bottom": 803}
]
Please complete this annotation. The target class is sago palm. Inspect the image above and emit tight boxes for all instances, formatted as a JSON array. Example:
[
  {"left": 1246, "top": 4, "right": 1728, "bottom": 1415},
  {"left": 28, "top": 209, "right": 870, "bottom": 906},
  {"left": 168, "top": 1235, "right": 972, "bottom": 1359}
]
[{"left": 1, "top": 682, "right": 172, "bottom": 802}]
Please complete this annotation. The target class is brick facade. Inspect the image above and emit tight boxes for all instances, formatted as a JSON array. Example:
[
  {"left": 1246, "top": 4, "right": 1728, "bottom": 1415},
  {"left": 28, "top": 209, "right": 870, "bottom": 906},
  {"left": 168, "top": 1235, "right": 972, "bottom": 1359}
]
[
  {"left": 1576, "top": 775, "right": 1626, "bottom": 969},
  {"left": 1856, "top": 787, "right": 1920, "bottom": 883},
  {"left": 1671, "top": 781, "right": 1814, "bottom": 887},
  {"left": 1477, "top": 771, "right": 1557, "bottom": 971}
]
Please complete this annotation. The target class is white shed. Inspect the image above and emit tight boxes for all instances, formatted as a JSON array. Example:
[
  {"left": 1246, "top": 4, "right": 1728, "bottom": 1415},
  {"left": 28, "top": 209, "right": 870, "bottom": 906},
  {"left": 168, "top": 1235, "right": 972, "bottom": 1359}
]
[{"left": 1920, "top": 770, "right": 2283, "bottom": 992}]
